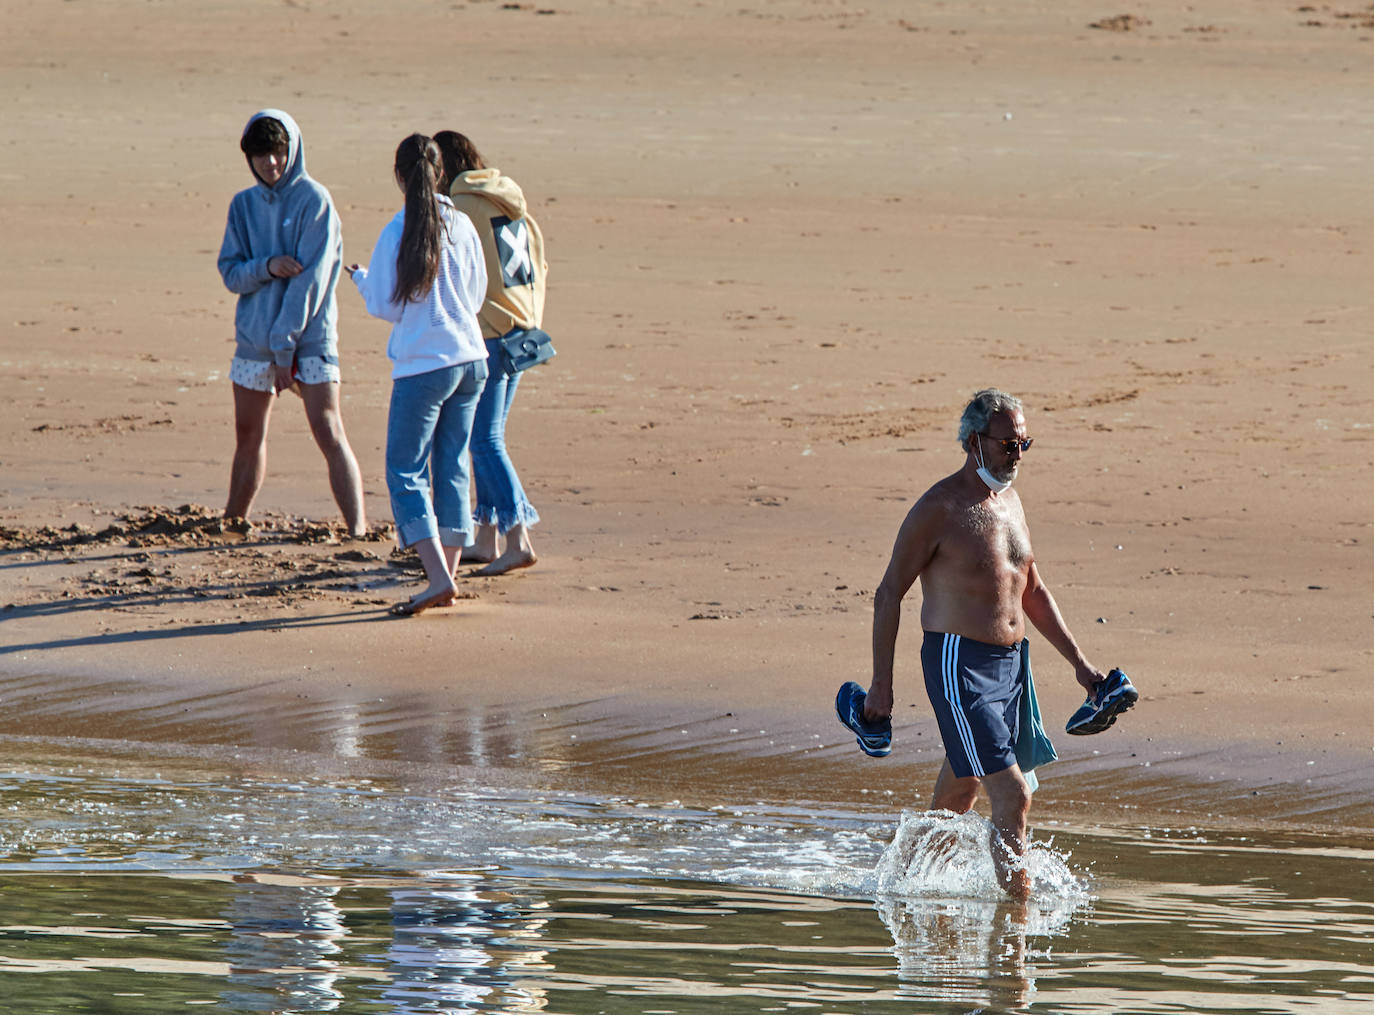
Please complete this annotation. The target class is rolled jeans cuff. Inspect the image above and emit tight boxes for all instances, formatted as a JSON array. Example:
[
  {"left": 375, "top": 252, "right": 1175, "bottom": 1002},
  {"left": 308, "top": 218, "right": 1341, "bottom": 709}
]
[
  {"left": 395, "top": 513, "right": 438, "bottom": 550},
  {"left": 436, "top": 525, "right": 469, "bottom": 548}
]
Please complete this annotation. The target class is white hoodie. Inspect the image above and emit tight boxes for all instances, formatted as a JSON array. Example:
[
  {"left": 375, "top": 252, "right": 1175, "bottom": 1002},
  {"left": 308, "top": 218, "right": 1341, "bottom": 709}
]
[{"left": 351, "top": 196, "right": 487, "bottom": 379}]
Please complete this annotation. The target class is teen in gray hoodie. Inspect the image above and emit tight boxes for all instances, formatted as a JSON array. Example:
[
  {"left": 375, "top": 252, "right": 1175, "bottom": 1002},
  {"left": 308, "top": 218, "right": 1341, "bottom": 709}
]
[{"left": 217, "top": 109, "right": 365, "bottom": 536}]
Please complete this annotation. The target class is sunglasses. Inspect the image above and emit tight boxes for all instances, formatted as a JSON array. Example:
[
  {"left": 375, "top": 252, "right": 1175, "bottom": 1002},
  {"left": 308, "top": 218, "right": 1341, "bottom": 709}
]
[{"left": 981, "top": 434, "right": 1034, "bottom": 454}]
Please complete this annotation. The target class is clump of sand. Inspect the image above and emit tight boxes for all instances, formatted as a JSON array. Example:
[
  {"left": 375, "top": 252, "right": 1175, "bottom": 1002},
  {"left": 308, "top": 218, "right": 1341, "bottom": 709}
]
[{"left": 0, "top": 504, "right": 436, "bottom": 614}]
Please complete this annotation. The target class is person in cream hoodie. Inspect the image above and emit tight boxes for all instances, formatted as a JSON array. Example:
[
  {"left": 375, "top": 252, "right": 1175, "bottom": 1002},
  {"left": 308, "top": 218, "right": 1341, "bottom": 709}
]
[{"left": 435, "top": 131, "right": 548, "bottom": 577}]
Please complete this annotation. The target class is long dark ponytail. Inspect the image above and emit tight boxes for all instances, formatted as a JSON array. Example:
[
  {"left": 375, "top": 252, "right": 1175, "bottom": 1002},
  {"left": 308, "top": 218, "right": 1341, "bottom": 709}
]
[{"left": 392, "top": 133, "right": 445, "bottom": 304}]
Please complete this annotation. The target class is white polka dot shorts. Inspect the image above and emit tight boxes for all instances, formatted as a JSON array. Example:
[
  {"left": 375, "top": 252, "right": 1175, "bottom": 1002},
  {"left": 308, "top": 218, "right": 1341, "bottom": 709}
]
[{"left": 230, "top": 356, "right": 341, "bottom": 392}]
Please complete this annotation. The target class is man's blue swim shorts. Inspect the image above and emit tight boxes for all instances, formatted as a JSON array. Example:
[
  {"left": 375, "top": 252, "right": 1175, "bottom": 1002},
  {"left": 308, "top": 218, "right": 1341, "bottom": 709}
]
[{"left": 921, "top": 631, "right": 1023, "bottom": 779}]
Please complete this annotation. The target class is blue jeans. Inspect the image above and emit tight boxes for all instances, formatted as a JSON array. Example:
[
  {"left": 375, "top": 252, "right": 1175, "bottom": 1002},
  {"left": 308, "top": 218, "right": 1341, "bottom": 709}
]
[
  {"left": 471, "top": 338, "right": 539, "bottom": 532},
  {"left": 386, "top": 360, "right": 488, "bottom": 548}
]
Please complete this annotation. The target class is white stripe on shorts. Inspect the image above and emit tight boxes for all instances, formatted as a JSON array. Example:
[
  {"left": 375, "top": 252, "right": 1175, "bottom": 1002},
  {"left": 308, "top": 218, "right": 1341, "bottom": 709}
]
[{"left": 940, "top": 633, "right": 984, "bottom": 777}]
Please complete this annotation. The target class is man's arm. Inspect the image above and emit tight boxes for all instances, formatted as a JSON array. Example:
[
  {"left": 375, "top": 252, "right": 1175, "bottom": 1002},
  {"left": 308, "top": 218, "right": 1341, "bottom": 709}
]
[
  {"left": 1021, "top": 561, "right": 1104, "bottom": 693},
  {"left": 865, "top": 497, "right": 940, "bottom": 720}
]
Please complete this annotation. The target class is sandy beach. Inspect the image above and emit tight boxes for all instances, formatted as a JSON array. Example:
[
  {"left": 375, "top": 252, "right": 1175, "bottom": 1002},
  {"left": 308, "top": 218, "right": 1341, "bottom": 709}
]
[{"left": 3, "top": 0, "right": 1373, "bottom": 834}]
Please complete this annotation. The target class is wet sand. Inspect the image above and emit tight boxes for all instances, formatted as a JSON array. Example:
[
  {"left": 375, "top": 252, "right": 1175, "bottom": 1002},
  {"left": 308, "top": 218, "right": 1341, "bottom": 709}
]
[{"left": 2, "top": 1, "right": 1373, "bottom": 832}]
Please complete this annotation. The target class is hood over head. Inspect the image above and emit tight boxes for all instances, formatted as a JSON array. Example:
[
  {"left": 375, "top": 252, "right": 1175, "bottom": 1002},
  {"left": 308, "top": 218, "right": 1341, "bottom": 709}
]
[
  {"left": 243, "top": 108, "right": 307, "bottom": 192},
  {"left": 449, "top": 167, "right": 527, "bottom": 219}
]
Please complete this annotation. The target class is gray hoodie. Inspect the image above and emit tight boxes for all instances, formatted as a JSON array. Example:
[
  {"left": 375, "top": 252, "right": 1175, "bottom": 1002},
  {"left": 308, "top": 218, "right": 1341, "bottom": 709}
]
[{"left": 217, "top": 109, "right": 342, "bottom": 368}]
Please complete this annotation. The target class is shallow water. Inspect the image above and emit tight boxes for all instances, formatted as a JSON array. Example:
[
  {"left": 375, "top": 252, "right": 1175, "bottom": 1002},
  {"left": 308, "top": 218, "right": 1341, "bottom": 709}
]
[{"left": 1, "top": 742, "right": 1372, "bottom": 1014}]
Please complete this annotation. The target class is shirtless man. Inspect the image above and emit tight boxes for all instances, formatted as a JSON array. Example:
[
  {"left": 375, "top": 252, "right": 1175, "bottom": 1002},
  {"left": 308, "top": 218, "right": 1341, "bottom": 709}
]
[{"left": 863, "top": 388, "right": 1107, "bottom": 898}]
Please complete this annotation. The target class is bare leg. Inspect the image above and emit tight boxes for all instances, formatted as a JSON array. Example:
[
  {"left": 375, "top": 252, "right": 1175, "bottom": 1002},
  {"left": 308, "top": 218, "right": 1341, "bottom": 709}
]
[
  {"left": 225, "top": 384, "right": 275, "bottom": 522},
  {"left": 443, "top": 541, "right": 463, "bottom": 578},
  {"left": 930, "top": 758, "right": 1030, "bottom": 899},
  {"left": 929, "top": 758, "right": 980, "bottom": 814},
  {"left": 391, "top": 536, "right": 458, "bottom": 616},
  {"left": 926, "top": 759, "right": 980, "bottom": 868},
  {"left": 982, "top": 765, "right": 1033, "bottom": 900},
  {"left": 300, "top": 381, "right": 366, "bottom": 536},
  {"left": 462, "top": 523, "right": 499, "bottom": 564},
  {"left": 472, "top": 522, "right": 537, "bottom": 576}
]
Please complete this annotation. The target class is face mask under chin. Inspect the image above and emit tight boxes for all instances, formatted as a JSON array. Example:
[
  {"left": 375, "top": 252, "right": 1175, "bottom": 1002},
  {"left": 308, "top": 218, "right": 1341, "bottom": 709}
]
[{"left": 975, "top": 440, "right": 1013, "bottom": 493}]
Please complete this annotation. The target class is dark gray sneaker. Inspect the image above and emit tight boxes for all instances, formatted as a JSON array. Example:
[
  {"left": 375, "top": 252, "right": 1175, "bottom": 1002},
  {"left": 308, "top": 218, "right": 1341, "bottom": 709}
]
[
  {"left": 835, "top": 681, "right": 892, "bottom": 757},
  {"left": 1065, "top": 668, "right": 1138, "bottom": 735}
]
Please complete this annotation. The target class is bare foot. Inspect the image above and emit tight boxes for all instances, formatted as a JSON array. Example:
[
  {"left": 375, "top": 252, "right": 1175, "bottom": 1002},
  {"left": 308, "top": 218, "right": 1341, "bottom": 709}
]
[
  {"left": 223, "top": 515, "right": 254, "bottom": 536},
  {"left": 472, "top": 547, "right": 537, "bottom": 577},
  {"left": 462, "top": 524, "right": 500, "bottom": 564},
  {"left": 389, "top": 583, "right": 457, "bottom": 617}
]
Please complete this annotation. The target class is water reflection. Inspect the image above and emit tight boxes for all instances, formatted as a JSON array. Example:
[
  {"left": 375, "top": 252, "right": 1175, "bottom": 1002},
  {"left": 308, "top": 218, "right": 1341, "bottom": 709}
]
[
  {"left": 879, "top": 897, "right": 1034, "bottom": 1010},
  {"left": 221, "top": 876, "right": 346, "bottom": 1012},
  {"left": 2, "top": 746, "right": 1374, "bottom": 1014},
  {"left": 378, "top": 878, "right": 549, "bottom": 1013}
]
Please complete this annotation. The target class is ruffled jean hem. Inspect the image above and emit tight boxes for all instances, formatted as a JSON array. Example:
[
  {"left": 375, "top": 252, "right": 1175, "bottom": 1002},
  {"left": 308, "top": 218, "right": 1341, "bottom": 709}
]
[{"left": 473, "top": 503, "right": 540, "bottom": 532}]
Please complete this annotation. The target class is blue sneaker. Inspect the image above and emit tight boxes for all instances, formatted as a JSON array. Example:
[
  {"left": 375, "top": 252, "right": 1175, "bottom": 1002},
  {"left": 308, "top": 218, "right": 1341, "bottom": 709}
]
[
  {"left": 835, "top": 681, "right": 892, "bottom": 757},
  {"left": 1065, "top": 668, "right": 1138, "bottom": 735}
]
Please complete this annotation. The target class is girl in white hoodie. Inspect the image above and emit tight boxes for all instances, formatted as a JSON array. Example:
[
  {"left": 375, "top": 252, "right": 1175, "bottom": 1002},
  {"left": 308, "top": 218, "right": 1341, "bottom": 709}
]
[{"left": 349, "top": 134, "right": 488, "bottom": 616}]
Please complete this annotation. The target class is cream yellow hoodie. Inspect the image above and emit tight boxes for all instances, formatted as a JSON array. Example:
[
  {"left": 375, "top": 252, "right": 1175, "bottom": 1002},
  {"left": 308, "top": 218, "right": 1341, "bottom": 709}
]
[{"left": 448, "top": 168, "right": 548, "bottom": 339}]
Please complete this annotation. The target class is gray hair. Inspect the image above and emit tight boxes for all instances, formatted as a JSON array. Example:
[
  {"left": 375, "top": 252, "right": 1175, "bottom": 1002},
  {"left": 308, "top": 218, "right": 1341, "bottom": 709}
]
[{"left": 957, "top": 388, "right": 1023, "bottom": 449}]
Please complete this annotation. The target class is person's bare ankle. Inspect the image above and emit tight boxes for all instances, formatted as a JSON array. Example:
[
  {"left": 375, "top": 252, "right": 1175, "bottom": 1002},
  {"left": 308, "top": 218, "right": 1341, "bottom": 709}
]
[
  {"left": 473, "top": 546, "right": 536, "bottom": 577},
  {"left": 1004, "top": 869, "right": 1031, "bottom": 901},
  {"left": 463, "top": 526, "right": 499, "bottom": 563},
  {"left": 416, "top": 579, "right": 457, "bottom": 607}
]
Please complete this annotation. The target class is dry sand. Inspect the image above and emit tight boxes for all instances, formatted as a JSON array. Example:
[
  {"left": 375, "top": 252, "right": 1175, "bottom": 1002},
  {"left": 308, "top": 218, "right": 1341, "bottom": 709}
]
[{"left": 2, "top": 0, "right": 1373, "bottom": 834}]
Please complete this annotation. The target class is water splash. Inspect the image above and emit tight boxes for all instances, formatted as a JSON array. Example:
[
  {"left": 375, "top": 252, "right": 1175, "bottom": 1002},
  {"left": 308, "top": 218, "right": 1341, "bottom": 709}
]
[
  {"left": 875, "top": 809, "right": 1089, "bottom": 905},
  {"left": 871, "top": 810, "right": 1091, "bottom": 1007}
]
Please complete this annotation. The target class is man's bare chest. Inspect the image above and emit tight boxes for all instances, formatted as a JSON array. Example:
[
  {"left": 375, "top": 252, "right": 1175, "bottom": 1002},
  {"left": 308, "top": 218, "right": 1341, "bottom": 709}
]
[{"left": 947, "top": 503, "right": 1032, "bottom": 571}]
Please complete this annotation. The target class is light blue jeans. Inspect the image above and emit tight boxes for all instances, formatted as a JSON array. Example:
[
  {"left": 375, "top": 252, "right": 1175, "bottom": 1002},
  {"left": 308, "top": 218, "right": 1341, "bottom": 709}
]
[
  {"left": 471, "top": 338, "right": 539, "bottom": 532},
  {"left": 386, "top": 360, "right": 488, "bottom": 548}
]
